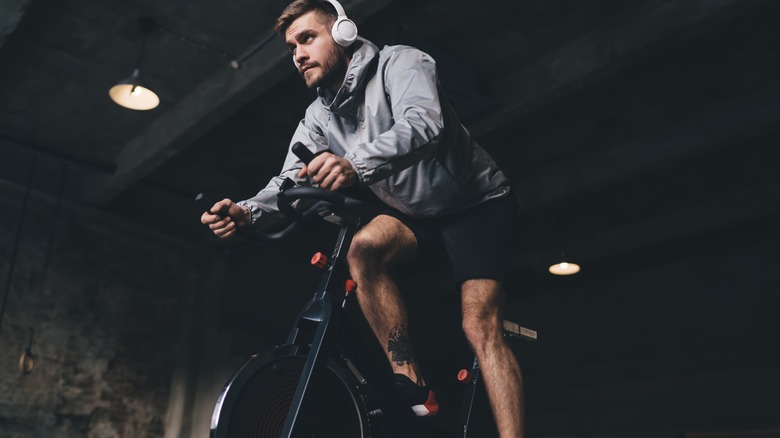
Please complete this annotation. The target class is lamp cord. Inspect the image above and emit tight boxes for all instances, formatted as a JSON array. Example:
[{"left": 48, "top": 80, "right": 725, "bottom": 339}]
[
  {"left": 158, "top": 26, "right": 237, "bottom": 64},
  {"left": 234, "top": 31, "right": 277, "bottom": 68},
  {"left": 134, "top": 16, "right": 277, "bottom": 70},
  {"left": 37, "top": 162, "right": 67, "bottom": 299},
  {"left": 137, "top": 33, "right": 146, "bottom": 70},
  {"left": 156, "top": 24, "right": 277, "bottom": 70},
  {"left": 0, "top": 153, "right": 37, "bottom": 332}
]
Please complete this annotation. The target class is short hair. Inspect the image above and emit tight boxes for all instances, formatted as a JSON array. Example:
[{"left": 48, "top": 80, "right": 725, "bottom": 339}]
[{"left": 275, "top": 0, "right": 338, "bottom": 37}]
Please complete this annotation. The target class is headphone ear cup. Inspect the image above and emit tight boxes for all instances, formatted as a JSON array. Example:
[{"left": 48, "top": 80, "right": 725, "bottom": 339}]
[{"left": 331, "top": 16, "right": 358, "bottom": 47}]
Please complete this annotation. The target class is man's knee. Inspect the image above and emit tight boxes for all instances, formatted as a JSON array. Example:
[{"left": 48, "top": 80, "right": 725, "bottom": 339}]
[
  {"left": 347, "top": 230, "right": 387, "bottom": 271},
  {"left": 461, "top": 279, "right": 504, "bottom": 351},
  {"left": 347, "top": 215, "right": 417, "bottom": 275},
  {"left": 462, "top": 312, "right": 503, "bottom": 351}
]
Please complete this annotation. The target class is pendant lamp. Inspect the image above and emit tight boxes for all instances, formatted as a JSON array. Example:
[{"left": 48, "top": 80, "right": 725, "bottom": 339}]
[
  {"left": 548, "top": 252, "right": 581, "bottom": 276},
  {"left": 109, "top": 18, "right": 159, "bottom": 110}
]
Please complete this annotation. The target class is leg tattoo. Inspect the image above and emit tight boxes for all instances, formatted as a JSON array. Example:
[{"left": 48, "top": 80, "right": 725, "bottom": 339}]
[{"left": 388, "top": 327, "right": 413, "bottom": 366}]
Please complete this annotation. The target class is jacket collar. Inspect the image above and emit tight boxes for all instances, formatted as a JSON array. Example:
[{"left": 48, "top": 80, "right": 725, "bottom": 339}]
[{"left": 317, "top": 37, "right": 379, "bottom": 115}]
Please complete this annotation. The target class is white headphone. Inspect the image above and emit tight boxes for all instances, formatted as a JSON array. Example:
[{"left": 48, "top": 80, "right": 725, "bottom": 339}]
[
  {"left": 292, "top": 0, "right": 358, "bottom": 67},
  {"left": 324, "top": 0, "right": 358, "bottom": 47}
]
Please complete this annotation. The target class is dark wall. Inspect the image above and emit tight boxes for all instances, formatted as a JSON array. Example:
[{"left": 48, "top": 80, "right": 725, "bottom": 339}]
[
  {"left": 519, "top": 221, "right": 780, "bottom": 437},
  {"left": 1, "top": 180, "right": 777, "bottom": 437},
  {"left": 0, "top": 181, "right": 213, "bottom": 437}
]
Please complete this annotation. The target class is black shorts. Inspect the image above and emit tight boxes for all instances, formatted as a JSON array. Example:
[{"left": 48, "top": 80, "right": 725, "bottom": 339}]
[{"left": 382, "top": 195, "right": 518, "bottom": 285}]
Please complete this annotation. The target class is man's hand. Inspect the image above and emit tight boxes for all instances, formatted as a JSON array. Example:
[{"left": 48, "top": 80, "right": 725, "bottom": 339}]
[
  {"left": 200, "top": 198, "right": 250, "bottom": 239},
  {"left": 297, "top": 152, "right": 357, "bottom": 191}
]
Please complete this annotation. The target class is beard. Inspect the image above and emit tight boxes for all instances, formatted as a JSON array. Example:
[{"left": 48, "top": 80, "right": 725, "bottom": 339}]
[{"left": 300, "top": 45, "right": 348, "bottom": 90}]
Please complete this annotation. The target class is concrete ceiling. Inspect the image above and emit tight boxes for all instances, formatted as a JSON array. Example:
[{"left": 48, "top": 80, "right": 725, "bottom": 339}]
[
  {"left": 2, "top": 0, "right": 780, "bottom": 434},
  {"left": 4, "top": 0, "right": 775, "bottom": 244}
]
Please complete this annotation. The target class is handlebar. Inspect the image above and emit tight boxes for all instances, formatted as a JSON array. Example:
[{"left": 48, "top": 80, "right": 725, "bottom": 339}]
[
  {"left": 196, "top": 187, "right": 376, "bottom": 242},
  {"left": 197, "top": 185, "right": 376, "bottom": 245},
  {"left": 197, "top": 142, "right": 376, "bottom": 241}
]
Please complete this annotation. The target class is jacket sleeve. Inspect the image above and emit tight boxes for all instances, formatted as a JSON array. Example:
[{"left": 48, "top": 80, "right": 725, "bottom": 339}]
[
  {"left": 343, "top": 48, "right": 444, "bottom": 185},
  {"left": 236, "top": 115, "right": 327, "bottom": 229}
]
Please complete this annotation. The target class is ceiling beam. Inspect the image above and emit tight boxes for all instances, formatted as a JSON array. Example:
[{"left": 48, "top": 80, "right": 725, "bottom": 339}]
[
  {"left": 512, "top": 89, "right": 780, "bottom": 211},
  {"left": 0, "top": 132, "right": 116, "bottom": 174},
  {"left": 507, "top": 86, "right": 780, "bottom": 269},
  {"left": 467, "top": 0, "right": 748, "bottom": 137},
  {"left": 82, "top": 0, "right": 396, "bottom": 204}
]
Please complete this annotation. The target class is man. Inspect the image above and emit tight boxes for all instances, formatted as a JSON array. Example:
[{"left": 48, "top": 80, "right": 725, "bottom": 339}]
[{"left": 201, "top": 0, "right": 524, "bottom": 435}]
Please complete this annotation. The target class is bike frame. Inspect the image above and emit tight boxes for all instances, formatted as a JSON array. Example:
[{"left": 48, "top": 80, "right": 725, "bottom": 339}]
[
  {"left": 201, "top": 182, "right": 537, "bottom": 437},
  {"left": 280, "top": 211, "right": 361, "bottom": 437}
]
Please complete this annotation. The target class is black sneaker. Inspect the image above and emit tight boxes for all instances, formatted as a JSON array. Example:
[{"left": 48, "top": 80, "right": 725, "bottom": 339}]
[{"left": 392, "top": 374, "right": 439, "bottom": 417}]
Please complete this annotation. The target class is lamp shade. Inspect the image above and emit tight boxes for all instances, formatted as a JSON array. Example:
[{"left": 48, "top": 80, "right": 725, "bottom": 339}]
[
  {"left": 548, "top": 261, "right": 581, "bottom": 276},
  {"left": 109, "top": 68, "right": 159, "bottom": 110}
]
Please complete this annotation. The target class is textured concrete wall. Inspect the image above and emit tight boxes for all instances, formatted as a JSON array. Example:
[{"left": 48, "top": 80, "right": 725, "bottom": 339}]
[{"left": 0, "top": 182, "right": 212, "bottom": 438}]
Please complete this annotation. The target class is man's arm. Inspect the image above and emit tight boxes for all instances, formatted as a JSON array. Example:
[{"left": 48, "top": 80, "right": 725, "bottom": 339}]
[
  {"left": 208, "top": 117, "right": 326, "bottom": 236},
  {"left": 343, "top": 48, "right": 445, "bottom": 185},
  {"left": 298, "top": 49, "right": 442, "bottom": 193}
]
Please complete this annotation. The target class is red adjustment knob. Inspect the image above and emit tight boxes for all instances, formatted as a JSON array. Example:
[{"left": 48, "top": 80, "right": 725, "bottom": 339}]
[
  {"left": 311, "top": 252, "right": 328, "bottom": 268},
  {"left": 345, "top": 280, "right": 358, "bottom": 295},
  {"left": 457, "top": 369, "right": 473, "bottom": 384}
]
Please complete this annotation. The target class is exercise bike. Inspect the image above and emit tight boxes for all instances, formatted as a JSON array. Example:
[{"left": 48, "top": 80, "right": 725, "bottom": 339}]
[{"left": 199, "top": 144, "right": 537, "bottom": 438}]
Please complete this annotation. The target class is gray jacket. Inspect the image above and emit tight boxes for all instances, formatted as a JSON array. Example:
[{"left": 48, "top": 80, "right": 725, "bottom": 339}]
[{"left": 239, "top": 37, "right": 510, "bottom": 229}]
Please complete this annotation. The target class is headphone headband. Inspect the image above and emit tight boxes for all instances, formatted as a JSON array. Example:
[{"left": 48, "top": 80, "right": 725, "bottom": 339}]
[{"left": 324, "top": 0, "right": 347, "bottom": 17}]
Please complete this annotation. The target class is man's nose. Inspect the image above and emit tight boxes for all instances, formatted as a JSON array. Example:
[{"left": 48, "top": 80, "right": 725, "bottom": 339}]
[{"left": 294, "top": 48, "right": 308, "bottom": 65}]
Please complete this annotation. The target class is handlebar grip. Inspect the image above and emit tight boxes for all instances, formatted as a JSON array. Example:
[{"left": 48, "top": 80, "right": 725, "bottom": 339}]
[
  {"left": 292, "top": 142, "right": 316, "bottom": 164},
  {"left": 195, "top": 192, "right": 216, "bottom": 214},
  {"left": 292, "top": 142, "right": 333, "bottom": 165},
  {"left": 195, "top": 192, "right": 233, "bottom": 219}
]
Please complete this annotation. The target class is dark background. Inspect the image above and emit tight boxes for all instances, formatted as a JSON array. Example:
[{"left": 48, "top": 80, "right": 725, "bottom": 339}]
[{"left": 1, "top": 0, "right": 779, "bottom": 437}]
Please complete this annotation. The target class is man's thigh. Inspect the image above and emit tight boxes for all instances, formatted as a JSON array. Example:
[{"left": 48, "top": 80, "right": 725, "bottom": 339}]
[{"left": 353, "top": 214, "right": 419, "bottom": 264}]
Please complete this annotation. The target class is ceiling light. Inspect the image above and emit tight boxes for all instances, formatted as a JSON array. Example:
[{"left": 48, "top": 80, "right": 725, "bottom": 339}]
[
  {"left": 548, "top": 252, "right": 581, "bottom": 276},
  {"left": 109, "top": 18, "right": 159, "bottom": 111},
  {"left": 108, "top": 16, "right": 253, "bottom": 111},
  {"left": 548, "top": 261, "right": 580, "bottom": 275},
  {"left": 109, "top": 68, "right": 159, "bottom": 110}
]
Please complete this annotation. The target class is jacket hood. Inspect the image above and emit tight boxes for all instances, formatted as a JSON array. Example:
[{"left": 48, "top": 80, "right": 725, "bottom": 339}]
[{"left": 317, "top": 37, "right": 379, "bottom": 115}]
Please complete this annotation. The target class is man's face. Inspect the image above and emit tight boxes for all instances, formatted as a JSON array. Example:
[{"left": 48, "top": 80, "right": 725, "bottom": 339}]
[{"left": 285, "top": 11, "right": 349, "bottom": 91}]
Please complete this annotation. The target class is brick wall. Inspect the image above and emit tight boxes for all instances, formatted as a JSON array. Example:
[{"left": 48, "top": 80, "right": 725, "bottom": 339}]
[{"left": 0, "top": 183, "right": 213, "bottom": 437}]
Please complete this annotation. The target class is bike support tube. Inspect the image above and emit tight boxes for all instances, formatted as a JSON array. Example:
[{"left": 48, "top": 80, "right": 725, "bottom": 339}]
[
  {"left": 281, "top": 220, "right": 360, "bottom": 438},
  {"left": 460, "top": 357, "right": 480, "bottom": 438}
]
